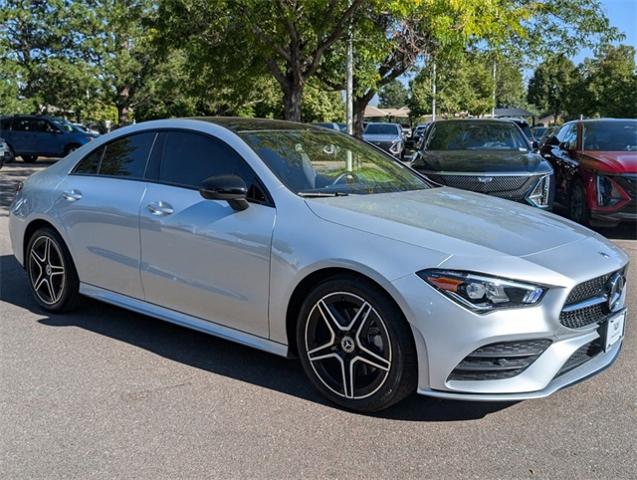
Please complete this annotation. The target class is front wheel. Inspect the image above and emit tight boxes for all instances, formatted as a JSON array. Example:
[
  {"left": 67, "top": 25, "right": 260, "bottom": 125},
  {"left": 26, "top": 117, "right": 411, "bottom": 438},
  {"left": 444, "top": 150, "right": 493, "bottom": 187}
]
[
  {"left": 21, "top": 154, "right": 38, "bottom": 163},
  {"left": 297, "top": 276, "right": 417, "bottom": 412},
  {"left": 569, "top": 181, "right": 590, "bottom": 225},
  {"left": 26, "top": 227, "right": 80, "bottom": 312}
]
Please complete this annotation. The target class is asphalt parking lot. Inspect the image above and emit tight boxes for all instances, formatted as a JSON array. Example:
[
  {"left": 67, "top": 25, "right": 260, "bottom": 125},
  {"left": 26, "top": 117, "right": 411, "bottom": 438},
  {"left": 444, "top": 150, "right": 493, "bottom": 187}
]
[{"left": 1, "top": 161, "right": 636, "bottom": 479}]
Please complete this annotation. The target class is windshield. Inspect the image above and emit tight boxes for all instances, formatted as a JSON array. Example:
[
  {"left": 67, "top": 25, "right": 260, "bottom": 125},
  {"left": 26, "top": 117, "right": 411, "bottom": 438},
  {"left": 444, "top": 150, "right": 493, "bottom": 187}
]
[
  {"left": 364, "top": 124, "right": 399, "bottom": 136},
  {"left": 240, "top": 129, "right": 429, "bottom": 196},
  {"left": 51, "top": 120, "right": 74, "bottom": 133},
  {"left": 426, "top": 122, "right": 529, "bottom": 151},
  {"left": 583, "top": 121, "right": 637, "bottom": 151}
]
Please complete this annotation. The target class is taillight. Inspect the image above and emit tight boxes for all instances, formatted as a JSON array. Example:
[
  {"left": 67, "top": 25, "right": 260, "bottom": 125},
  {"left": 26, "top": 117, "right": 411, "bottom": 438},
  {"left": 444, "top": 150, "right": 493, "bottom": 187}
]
[{"left": 595, "top": 175, "right": 629, "bottom": 208}]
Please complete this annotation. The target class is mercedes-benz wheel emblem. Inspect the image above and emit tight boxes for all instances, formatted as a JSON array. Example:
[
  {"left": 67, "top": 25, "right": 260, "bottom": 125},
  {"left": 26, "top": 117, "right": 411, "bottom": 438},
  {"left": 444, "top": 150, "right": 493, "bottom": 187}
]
[
  {"left": 340, "top": 336, "right": 355, "bottom": 353},
  {"left": 605, "top": 272, "right": 625, "bottom": 313}
]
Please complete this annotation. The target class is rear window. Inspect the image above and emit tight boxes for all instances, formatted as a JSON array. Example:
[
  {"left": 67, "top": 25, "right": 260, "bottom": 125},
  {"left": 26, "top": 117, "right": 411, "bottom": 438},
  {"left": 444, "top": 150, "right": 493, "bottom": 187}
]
[{"left": 72, "top": 132, "right": 155, "bottom": 178}]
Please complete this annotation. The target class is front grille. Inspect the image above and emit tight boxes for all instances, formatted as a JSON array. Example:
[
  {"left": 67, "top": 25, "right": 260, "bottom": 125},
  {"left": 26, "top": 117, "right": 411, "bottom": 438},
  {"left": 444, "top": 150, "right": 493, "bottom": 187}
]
[
  {"left": 555, "top": 338, "right": 603, "bottom": 377},
  {"left": 448, "top": 339, "right": 551, "bottom": 381},
  {"left": 560, "top": 268, "right": 624, "bottom": 329},
  {"left": 565, "top": 273, "right": 611, "bottom": 305},
  {"left": 425, "top": 174, "right": 539, "bottom": 201},
  {"left": 560, "top": 303, "right": 607, "bottom": 329}
]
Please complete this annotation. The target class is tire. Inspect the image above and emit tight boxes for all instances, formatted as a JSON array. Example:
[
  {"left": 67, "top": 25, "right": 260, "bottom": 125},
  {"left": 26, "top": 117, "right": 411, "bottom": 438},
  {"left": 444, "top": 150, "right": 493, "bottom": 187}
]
[
  {"left": 64, "top": 144, "right": 80, "bottom": 155},
  {"left": 569, "top": 181, "right": 590, "bottom": 225},
  {"left": 4, "top": 144, "right": 15, "bottom": 163},
  {"left": 26, "top": 227, "right": 81, "bottom": 312},
  {"left": 296, "top": 275, "right": 418, "bottom": 412},
  {"left": 21, "top": 154, "right": 37, "bottom": 163}
]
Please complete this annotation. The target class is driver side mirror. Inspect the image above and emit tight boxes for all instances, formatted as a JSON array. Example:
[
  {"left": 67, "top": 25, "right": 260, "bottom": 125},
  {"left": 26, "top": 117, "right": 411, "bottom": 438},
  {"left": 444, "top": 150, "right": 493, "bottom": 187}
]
[
  {"left": 531, "top": 140, "right": 539, "bottom": 150},
  {"left": 199, "top": 174, "right": 249, "bottom": 211}
]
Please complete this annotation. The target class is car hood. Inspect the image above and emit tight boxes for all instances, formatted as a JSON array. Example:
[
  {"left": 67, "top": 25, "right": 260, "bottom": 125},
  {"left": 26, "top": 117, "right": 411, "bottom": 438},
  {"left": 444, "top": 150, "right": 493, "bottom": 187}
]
[
  {"left": 363, "top": 133, "right": 400, "bottom": 143},
  {"left": 414, "top": 150, "right": 551, "bottom": 174},
  {"left": 582, "top": 151, "right": 637, "bottom": 174},
  {"left": 305, "top": 187, "right": 596, "bottom": 258}
]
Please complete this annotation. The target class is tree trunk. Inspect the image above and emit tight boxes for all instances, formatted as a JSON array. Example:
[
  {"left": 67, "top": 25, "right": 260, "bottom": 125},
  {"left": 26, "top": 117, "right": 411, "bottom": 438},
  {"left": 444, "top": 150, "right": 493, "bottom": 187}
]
[
  {"left": 282, "top": 81, "right": 303, "bottom": 122},
  {"left": 117, "top": 85, "right": 131, "bottom": 125},
  {"left": 353, "top": 91, "right": 376, "bottom": 138}
]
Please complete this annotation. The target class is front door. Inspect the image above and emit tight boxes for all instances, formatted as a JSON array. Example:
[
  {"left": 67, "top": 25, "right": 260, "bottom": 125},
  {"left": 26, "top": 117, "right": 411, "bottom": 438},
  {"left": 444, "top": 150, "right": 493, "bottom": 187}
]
[{"left": 139, "top": 130, "right": 275, "bottom": 338}]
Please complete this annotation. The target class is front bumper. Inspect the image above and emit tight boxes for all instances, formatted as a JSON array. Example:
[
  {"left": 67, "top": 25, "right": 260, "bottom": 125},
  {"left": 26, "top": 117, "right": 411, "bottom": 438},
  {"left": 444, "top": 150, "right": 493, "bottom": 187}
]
[
  {"left": 419, "top": 339, "right": 622, "bottom": 401},
  {"left": 391, "top": 249, "right": 628, "bottom": 401}
]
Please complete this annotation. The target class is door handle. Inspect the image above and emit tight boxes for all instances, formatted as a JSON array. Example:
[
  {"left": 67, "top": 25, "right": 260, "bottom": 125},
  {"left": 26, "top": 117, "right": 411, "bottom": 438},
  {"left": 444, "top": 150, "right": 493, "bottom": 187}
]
[
  {"left": 62, "top": 189, "right": 82, "bottom": 202},
  {"left": 146, "top": 201, "right": 174, "bottom": 216}
]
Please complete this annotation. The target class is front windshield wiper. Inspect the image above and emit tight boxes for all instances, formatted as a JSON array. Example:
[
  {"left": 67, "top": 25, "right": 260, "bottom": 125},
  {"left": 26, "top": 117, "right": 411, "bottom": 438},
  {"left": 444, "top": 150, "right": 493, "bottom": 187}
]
[{"left": 297, "top": 191, "right": 350, "bottom": 197}]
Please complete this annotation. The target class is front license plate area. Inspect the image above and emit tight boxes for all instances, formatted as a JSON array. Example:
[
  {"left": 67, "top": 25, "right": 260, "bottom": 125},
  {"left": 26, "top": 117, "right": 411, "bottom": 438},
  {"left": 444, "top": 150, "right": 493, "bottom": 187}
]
[{"left": 599, "top": 310, "right": 626, "bottom": 352}]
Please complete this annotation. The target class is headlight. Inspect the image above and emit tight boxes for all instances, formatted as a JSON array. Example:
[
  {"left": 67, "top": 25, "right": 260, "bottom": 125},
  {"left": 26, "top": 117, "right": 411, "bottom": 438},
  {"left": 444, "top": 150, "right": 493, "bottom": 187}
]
[
  {"left": 596, "top": 175, "right": 629, "bottom": 207},
  {"left": 389, "top": 140, "right": 402, "bottom": 154},
  {"left": 527, "top": 174, "right": 551, "bottom": 207},
  {"left": 417, "top": 269, "right": 546, "bottom": 313}
]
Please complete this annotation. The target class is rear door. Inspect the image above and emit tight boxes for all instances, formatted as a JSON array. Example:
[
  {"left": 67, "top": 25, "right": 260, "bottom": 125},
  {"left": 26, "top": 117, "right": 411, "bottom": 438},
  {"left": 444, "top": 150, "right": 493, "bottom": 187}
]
[
  {"left": 139, "top": 129, "right": 275, "bottom": 338},
  {"left": 9, "top": 117, "right": 36, "bottom": 155},
  {"left": 54, "top": 131, "right": 157, "bottom": 298}
]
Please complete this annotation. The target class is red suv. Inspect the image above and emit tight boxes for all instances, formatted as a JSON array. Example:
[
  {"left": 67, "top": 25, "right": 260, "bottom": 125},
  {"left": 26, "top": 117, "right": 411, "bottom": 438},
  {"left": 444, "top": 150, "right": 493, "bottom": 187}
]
[{"left": 541, "top": 119, "right": 636, "bottom": 227}]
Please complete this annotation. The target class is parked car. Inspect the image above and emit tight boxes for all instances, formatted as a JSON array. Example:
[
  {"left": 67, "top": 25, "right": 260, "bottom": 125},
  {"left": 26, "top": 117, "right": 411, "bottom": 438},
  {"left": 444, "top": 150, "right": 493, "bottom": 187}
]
[
  {"left": 531, "top": 125, "right": 548, "bottom": 141},
  {"left": 363, "top": 122, "right": 405, "bottom": 159},
  {"left": 412, "top": 119, "right": 554, "bottom": 209},
  {"left": 540, "top": 118, "right": 637, "bottom": 227},
  {"left": 497, "top": 117, "right": 534, "bottom": 142},
  {"left": 0, "top": 115, "right": 93, "bottom": 162},
  {"left": 9, "top": 117, "right": 629, "bottom": 412}
]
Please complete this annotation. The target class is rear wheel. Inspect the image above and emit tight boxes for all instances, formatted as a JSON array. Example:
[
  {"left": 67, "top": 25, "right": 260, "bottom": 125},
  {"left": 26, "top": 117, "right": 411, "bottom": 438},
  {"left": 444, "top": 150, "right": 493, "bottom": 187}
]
[
  {"left": 297, "top": 275, "right": 417, "bottom": 412},
  {"left": 64, "top": 144, "right": 80, "bottom": 155},
  {"left": 26, "top": 227, "right": 80, "bottom": 312},
  {"left": 569, "top": 181, "right": 590, "bottom": 225},
  {"left": 21, "top": 154, "right": 37, "bottom": 163},
  {"left": 4, "top": 144, "right": 15, "bottom": 163}
]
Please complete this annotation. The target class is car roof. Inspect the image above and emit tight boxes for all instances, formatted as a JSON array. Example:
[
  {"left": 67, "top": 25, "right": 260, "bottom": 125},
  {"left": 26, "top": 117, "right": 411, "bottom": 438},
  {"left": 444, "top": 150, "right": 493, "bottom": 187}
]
[
  {"left": 195, "top": 117, "right": 314, "bottom": 132},
  {"left": 577, "top": 118, "right": 637, "bottom": 123},
  {"left": 430, "top": 119, "right": 518, "bottom": 125}
]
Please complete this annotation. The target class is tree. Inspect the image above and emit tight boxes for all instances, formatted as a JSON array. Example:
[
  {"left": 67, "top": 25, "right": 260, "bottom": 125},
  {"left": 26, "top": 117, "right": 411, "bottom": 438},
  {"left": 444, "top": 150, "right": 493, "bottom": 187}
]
[
  {"left": 527, "top": 55, "right": 580, "bottom": 121},
  {"left": 378, "top": 80, "right": 408, "bottom": 108},
  {"left": 321, "top": 0, "right": 619, "bottom": 135},
  {"left": 576, "top": 44, "right": 637, "bottom": 118},
  {"left": 154, "top": 0, "right": 362, "bottom": 122},
  {"left": 408, "top": 50, "right": 495, "bottom": 118}
]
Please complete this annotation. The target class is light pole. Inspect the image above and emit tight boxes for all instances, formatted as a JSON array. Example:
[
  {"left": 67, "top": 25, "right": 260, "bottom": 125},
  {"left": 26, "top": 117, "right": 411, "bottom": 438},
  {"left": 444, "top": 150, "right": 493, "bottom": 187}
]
[{"left": 431, "top": 60, "right": 436, "bottom": 122}]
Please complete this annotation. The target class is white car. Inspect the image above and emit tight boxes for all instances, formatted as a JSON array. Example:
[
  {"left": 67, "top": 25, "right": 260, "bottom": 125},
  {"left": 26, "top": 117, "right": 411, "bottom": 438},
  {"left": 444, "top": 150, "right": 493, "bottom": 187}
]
[{"left": 8, "top": 118, "right": 629, "bottom": 412}]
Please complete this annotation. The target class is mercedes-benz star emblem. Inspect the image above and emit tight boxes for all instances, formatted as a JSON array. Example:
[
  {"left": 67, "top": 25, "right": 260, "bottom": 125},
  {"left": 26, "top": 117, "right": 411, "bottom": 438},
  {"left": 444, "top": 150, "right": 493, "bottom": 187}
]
[
  {"left": 340, "top": 336, "right": 355, "bottom": 353},
  {"left": 605, "top": 272, "right": 625, "bottom": 313}
]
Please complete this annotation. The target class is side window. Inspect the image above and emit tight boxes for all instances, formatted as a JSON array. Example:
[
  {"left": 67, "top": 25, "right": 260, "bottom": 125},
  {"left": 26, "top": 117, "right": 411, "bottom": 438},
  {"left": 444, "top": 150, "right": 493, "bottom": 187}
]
[
  {"left": 157, "top": 131, "right": 267, "bottom": 203},
  {"left": 0, "top": 117, "right": 11, "bottom": 130},
  {"left": 556, "top": 124, "right": 575, "bottom": 146},
  {"left": 73, "top": 146, "right": 104, "bottom": 175},
  {"left": 12, "top": 118, "right": 33, "bottom": 132},
  {"left": 99, "top": 132, "right": 155, "bottom": 178}
]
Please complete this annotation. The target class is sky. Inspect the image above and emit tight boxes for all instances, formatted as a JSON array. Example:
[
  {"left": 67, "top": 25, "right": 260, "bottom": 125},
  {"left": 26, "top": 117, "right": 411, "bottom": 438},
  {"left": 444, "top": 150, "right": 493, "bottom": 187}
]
[{"left": 573, "top": 0, "right": 637, "bottom": 65}]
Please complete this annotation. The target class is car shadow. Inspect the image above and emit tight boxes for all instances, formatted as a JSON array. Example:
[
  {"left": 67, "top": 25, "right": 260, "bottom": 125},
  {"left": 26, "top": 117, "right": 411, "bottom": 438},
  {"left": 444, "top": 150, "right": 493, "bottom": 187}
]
[{"left": 0, "top": 253, "right": 514, "bottom": 421}]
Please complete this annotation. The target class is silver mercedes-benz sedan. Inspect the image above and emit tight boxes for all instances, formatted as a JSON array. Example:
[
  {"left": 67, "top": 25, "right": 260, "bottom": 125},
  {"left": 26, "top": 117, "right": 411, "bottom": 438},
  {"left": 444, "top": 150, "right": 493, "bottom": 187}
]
[{"left": 8, "top": 118, "right": 629, "bottom": 412}]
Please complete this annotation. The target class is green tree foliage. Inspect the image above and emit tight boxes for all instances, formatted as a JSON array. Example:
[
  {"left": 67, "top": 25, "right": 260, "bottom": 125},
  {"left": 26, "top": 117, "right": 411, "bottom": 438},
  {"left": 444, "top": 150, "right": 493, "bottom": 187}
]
[
  {"left": 153, "top": 0, "right": 361, "bottom": 122},
  {"left": 576, "top": 44, "right": 637, "bottom": 118},
  {"left": 409, "top": 51, "right": 502, "bottom": 118},
  {"left": 527, "top": 55, "right": 581, "bottom": 120},
  {"left": 378, "top": 80, "right": 409, "bottom": 108}
]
